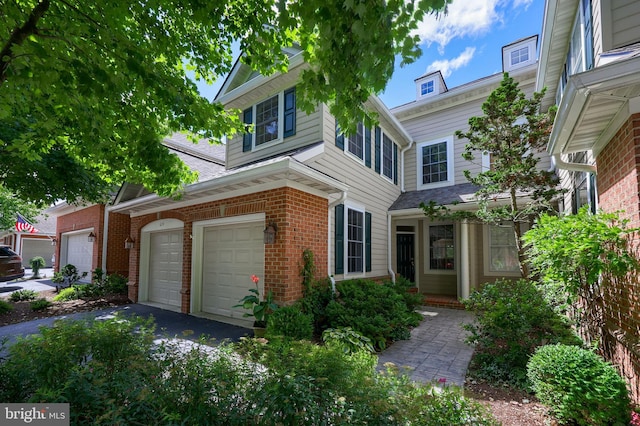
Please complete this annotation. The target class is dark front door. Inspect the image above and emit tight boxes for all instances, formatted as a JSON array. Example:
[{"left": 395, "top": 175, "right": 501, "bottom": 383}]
[{"left": 396, "top": 234, "right": 415, "bottom": 282}]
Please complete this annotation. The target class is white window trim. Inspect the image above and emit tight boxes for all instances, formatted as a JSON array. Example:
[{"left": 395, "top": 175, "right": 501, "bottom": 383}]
[
  {"left": 344, "top": 122, "right": 366, "bottom": 165},
  {"left": 343, "top": 201, "right": 366, "bottom": 276},
  {"left": 251, "top": 91, "right": 284, "bottom": 151},
  {"left": 381, "top": 131, "right": 396, "bottom": 183},
  {"left": 421, "top": 80, "right": 434, "bottom": 96},
  {"left": 502, "top": 38, "right": 536, "bottom": 72},
  {"left": 482, "top": 223, "right": 522, "bottom": 277},
  {"left": 423, "top": 221, "right": 456, "bottom": 275},
  {"left": 417, "top": 136, "right": 455, "bottom": 190}
]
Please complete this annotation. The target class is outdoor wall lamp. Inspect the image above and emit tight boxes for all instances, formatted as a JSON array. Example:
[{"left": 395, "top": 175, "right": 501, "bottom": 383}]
[
  {"left": 263, "top": 222, "right": 278, "bottom": 244},
  {"left": 88, "top": 231, "right": 96, "bottom": 243},
  {"left": 51, "top": 237, "right": 57, "bottom": 246},
  {"left": 124, "top": 236, "right": 135, "bottom": 250}
]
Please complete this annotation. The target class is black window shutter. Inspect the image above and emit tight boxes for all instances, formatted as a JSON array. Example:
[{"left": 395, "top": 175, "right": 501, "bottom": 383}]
[
  {"left": 365, "top": 212, "right": 372, "bottom": 272},
  {"left": 374, "top": 126, "right": 381, "bottom": 173},
  {"left": 242, "top": 107, "right": 253, "bottom": 152},
  {"left": 283, "top": 87, "right": 296, "bottom": 138},
  {"left": 365, "top": 126, "right": 372, "bottom": 168},
  {"left": 335, "top": 204, "right": 344, "bottom": 275},
  {"left": 393, "top": 143, "right": 398, "bottom": 185},
  {"left": 335, "top": 119, "right": 344, "bottom": 150}
]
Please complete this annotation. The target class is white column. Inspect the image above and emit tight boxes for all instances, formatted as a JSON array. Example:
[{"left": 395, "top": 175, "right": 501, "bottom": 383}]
[{"left": 459, "top": 220, "right": 470, "bottom": 299}]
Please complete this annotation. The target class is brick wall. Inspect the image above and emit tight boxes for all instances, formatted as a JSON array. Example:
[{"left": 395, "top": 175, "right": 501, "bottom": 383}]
[
  {"left": 128, "top": 187, "right": 329, "bottom": 312},
  {"left": 55, "top": 204, "right": 104, "bottom": 275},
  {"left": 595, "top": 112, "right": 640, "bottom": 404},
  {"left": 106, "top": 212, "right": 131, "bottom": 277}
]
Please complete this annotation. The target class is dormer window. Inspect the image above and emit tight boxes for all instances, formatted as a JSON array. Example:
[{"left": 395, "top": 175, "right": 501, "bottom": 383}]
[
  {"left": 420, "top": 80, "right": 434, "bottom": 96},
  {"left": 502, "top": 35, "right": 538, "bottom": 72}
]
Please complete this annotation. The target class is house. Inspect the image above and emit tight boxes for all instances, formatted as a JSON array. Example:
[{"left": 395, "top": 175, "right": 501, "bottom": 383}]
[
  {"left": 536, "top": 0, "right": 640, "bottom": 403},
  {"left": 0, "top": 213, "right": 56, "bottom": 268},
  {"left": 51, "top": 36, "right": 544, "bottom": 327},
  {"left": 390, "top": 35, "right": 546, "bottom": 301}
]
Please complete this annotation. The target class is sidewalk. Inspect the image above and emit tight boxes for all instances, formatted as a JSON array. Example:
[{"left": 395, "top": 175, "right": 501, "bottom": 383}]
[{"left": 377, "top": 306, "right": 475, "bottom": 387}]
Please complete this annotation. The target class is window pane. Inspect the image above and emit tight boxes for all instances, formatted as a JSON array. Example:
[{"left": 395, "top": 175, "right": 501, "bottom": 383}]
[
  {"left": 382, "top": 134, "right": 393, "bottom": 179},
  {"left": 429, "top": 224, "right": 454, "bottom": 270},
  {"left": 489, "top": 225, "right": 519, "bottom": 272},
  {"left": 347, "top": 122, "right": 364, "bottom": 159},
  {"left": 347, "top": 209, "right": 364, "bottom": 273},
  {"left": 255, "top": 95, "right": 279, "bottom": 146},
  {"left": 422, "top": 142, "right": 448, "bottom": 184}
]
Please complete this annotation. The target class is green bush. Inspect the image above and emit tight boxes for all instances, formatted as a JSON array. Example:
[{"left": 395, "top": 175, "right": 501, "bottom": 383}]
[
  {"left": 322, "top": 327, "right": 375, "bottom": 354},
  {"left": 383, "top": 274, "right": 424, "bottom": 310},
  {"left": 53, "top": 287, "right": 81, "bottom": 302},
  {"left": 325, "top": 279, "right": 423, "bottom": 350},
  {"left": 9, "top": 289, "right": 38, "bottom": 302},
  {"left": 265, "top": 305, "right": 313, "bottom": 341},
  {"left": 299, "top": 276, "right": 334, "bottom": 335},
  {"left": 527, "top": 344, "right": 631, "bottom": 425},
  {"left": 104, "top": 274, "right": 128, "bottom": 294},
  {"left": 0, "top": 300, "right": 13, "bottom": 314},
  {"left": 30, "top": 299, "right": 52, "bottom": 311},
  {"left": 463, "top": 278, "right": 581, "bottom": 388}
]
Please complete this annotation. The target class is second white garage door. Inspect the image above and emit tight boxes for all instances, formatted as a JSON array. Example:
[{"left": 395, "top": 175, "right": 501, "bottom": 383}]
[
  {"left": 148, "top": 230, "right": 183, "bottom": 308},
  {"left": 201, "top": 221, "right": 265, "bottom": 319},
  {"left": 64, "top": 232, "right": 94, "bottom": 280}
]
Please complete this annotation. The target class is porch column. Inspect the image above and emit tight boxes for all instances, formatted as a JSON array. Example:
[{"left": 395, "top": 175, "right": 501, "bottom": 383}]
[{"left": 459, "top": 220, "right": 470, "bottom": 299}]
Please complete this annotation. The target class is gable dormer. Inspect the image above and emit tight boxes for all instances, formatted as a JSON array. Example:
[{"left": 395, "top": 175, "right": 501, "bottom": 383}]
[
  {"left": 502, "top": 35, "right": 538, "bottom": 72},
  {"left": 414, "top": 71, "right": 447, "bottom": 101}
]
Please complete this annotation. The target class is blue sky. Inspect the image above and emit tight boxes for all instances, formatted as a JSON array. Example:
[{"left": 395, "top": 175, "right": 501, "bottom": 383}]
[{"left": 194, "top": 0, "right": 544, "bottom": 110}]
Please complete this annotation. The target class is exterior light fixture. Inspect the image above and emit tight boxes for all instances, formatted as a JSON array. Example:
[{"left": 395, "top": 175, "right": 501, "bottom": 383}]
[
  {"left": 88, "top": 231, "right": 96, "bottom": 243},
  {"left": 51, "top": 237, "right": 57, "bottom": 246},
  {"left": 263, "top": 222, "right": 278, "bottom": 244},
  {"left": 124, "top": 236, "right": 135, "bottom": 250}
]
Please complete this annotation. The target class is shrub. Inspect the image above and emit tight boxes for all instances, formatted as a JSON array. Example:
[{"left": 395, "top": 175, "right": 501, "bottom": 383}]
[
  {"left": 53, "top": 287, "right": 81, "bottom": 302},
  {"left": 383, "top": 274, "right": 424, "bottom": 310},
  {"left": 266, "top": 305, "right": 313, "bottom": 341},
  {"left": 325, "top": 279, "right": 422, "bottom": 350},
  {"left": 104, "top": 274, "right": 128, "bottom": 294},
  {"left": 322, "top": 327, "right": 375, "bottom": 354},
  {"left": 527, "top": 344, "right": 631, "bottom": 425},
  {"left": 28, "top": 256, "right": 46, "bottom": 278},
  {"left": 30, "top": 299, "right": 52, "bottom": 311},
  {"left": 0, "top": 300, "right": 13, "bottom": 314},
  {"left": 9, "top": 289, "right": 38, "bottom": 302},
  {"left": 299, "top": 276, "right": 334, "bottom": 335},
  {"left": 463, "top": 278, "right": 581, "bottom": 388}
]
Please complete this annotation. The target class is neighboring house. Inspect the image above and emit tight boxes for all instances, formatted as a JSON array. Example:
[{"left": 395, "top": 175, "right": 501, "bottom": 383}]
[
  {"left": 0, "top": 213, "right": 56, "bottom": 267},
  {"left": 390, "top": 35, "right": 547, "bottom": 301},
  {"left": 48, "top": 134, "right": 226, "bottom": 281},
  {"left": 537, "top": 0, "right": 640, "bottom": 403}
]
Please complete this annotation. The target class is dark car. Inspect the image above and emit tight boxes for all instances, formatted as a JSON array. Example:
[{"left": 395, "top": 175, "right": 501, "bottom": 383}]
[{"left": 0, "top": 245, "right": 25, "bottom": 282}]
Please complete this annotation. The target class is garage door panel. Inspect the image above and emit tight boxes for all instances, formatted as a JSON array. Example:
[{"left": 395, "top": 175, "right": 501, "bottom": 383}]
[
  {"left": 201, "top": 221, "right": 264, "bottom": 318},
  {"left": 148, "top": 230, "right": 183, "bottom": 307},
  {"left": 64, "top": 233, "right": 93, "bottom": 280}
]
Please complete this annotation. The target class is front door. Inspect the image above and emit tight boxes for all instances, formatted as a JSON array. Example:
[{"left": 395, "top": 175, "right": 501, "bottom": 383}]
[{"left": 396, "top": 234, "right": 415, "bottom": 282}]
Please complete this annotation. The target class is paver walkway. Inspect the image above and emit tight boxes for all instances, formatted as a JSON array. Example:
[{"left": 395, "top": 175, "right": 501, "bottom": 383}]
[{"left": 377, "top": 306, "right": 475, "bottom": 387}]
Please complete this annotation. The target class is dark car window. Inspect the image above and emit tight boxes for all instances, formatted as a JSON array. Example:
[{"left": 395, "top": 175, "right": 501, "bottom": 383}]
[{"left": 0, "top": 247, "right": 17, "bottom": 256}]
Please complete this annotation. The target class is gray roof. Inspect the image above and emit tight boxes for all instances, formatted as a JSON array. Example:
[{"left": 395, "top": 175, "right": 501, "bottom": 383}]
[
  {"left": 163, "top": 132, "right": 226, "bottom": 164},
  {"left": 390, "top": 183, "right": 480, "bottom": 211}
]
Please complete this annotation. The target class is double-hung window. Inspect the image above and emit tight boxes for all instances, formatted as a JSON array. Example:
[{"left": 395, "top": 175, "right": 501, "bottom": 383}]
[
  {"left": 382, "top": 134, "right": 394, "bottom": 180},
  {"left": 347, "top": 122, "right": 365, "bottom": 160},
  {"left": 242, "top": 87, "right": 296, "bottom": 152},
  {"left": 417, "top": 136, "right": 454, "bottom": 189},
  {"left": 487, "top": 224, "right": 519, "bottom": 273},
  {"left": 334, "top": 204, "right": 372, "bottom": 275},
  {"left": 429, "top": 224, "right": 454, "bottom": 270},
  {"left": 347, "top": 208, "right": 364, "bottom": 273}
]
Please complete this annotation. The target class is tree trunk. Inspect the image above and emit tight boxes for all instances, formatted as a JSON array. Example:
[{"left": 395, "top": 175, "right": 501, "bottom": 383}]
[{"left": 510, "top": 188, "right": 529, "bottom": 278}]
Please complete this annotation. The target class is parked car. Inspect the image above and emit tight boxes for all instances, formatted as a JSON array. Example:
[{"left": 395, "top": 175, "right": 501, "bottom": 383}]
[{"left": 0, "top": 245, "right": 25, "bottom": 282}]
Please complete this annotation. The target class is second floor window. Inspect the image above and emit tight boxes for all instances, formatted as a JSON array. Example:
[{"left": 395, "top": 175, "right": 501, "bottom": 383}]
[
  {"left": 421, "top": 80, "right": 434, "bottom": 96},
  {"left": 348, "top": 122, "right": 365, "bottom": 160},
  {"left": 255, "top": 95, "right": 279, "bottom": 146},
  {"left": 418, "top": 136, "right": 454, "bottom": 188},
  {"left": 510, "top": 47, "right": 529, "bottom": 66},
  {"left": 382, "top": 134, "right": 394, "bottom": 179}
]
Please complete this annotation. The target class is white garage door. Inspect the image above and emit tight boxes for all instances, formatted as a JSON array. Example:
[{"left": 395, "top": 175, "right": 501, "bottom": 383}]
[
  {"left": 65, "top": 232, "right": 94, "bottom": 280},
  {"left": 148, "top": 230, "right": 183, "bottom": 308},
  {"left": 201, "top": 221, "right": 264, "bottom": 319},
  {"left": 21, "top": 239, "right": 55, "bottom": 267}
]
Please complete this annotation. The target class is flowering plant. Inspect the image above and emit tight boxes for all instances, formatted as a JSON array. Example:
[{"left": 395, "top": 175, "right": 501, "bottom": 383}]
[{"left": 234, "top": 275, "right": 278, "bottom": 328}]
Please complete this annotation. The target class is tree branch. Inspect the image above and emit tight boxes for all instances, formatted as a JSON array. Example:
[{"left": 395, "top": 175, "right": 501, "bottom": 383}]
[{"left": 0, "top": 0, "right": 51, "bottom": 85}]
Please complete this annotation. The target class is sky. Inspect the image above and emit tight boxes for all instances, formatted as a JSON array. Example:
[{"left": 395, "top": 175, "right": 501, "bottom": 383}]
[{"left": 193, "top": 0, "right": 544, "bottom": 110}]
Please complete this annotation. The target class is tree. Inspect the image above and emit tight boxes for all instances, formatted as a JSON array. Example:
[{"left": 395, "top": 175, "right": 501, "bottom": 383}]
[
  {"left": 1, "top": 0, "right": 449, "bottom": 205},
  {"left": 0, "top": 185, "right": 40, "bottom": 231},
  {"left": 421, "top": 73, "right": 560, "bottom": 277}
]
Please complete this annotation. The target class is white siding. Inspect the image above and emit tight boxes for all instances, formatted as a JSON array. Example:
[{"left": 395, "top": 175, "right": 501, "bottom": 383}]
[{"left": 611, "top": 0, "right": 640, "bottom": 49}]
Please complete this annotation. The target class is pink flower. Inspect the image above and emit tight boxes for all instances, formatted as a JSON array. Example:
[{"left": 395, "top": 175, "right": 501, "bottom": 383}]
[
  {"left": 251, "top": 274, "right": 260, "bottom": 284},
  {"left": 438, "top": 378, "right": 447, "bottom": 384}
]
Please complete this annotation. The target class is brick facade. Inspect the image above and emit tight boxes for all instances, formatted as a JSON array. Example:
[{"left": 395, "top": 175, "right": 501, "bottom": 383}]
[
  {"left": 595, "top": 112, "right": 640, "bottom": 403},
  {"left": 127, "top": 187, "right": 329, "bottom": 313}
]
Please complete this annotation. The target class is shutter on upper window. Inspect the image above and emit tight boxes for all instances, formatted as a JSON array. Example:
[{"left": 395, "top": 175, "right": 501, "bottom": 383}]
[
  {"left": 393, "top": 143, "right": 398, "bottom": 185},
  {"left": 374, "top": 126, "right": 381, "bottom": 173},
  {"left": 335, "top": 119, "right": 344, "bottom": 150},
  {"left": 365, "top": 212, "right": 372, "bottom": 272},
  {"left": 283, "top": 87, "right": 296, "bottom": 138},
  {"left": 335, "top": 204, "right": 344, "bottom": 275},
  {"left": 365, "top": 126, "right": 372, "bottom": 168},
  {"left": 242, "top": 108, "right": 253, "bottom": 152}
]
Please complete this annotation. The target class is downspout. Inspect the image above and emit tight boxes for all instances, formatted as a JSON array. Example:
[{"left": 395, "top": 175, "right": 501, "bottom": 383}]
[
  {"left": 400, "top": 140, "right": 415, "bottom": 192},
  {"left": 328, "top": 190, "right": 347, "bottom": 293},
  {"left": 552, "top": 153, "right": 597, "bottom": 173},
  {"left": 387, "top": 212, "right": 396, "bottom": 283}
]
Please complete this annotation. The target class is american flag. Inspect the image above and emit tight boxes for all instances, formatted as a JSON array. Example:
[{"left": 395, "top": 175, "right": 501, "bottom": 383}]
[{"left": 15, "top": 215, "right": 39, "bottom": 233}]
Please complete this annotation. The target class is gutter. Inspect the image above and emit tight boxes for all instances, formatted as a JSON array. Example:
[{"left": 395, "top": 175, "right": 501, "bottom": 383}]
[{"left": 553, "top": 154, "right": 596, "bottom": 173}]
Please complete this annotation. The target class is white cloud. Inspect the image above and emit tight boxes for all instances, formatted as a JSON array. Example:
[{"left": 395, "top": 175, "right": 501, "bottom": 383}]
[
  {"left": 425, "top": 46, "right": 476, "bottom": 78},
  {"left": 412, "top": 0, "right": 504, "bottom": 52},
  {"left": 512, "top": 0, "right": 533, "bottom": 9}
]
